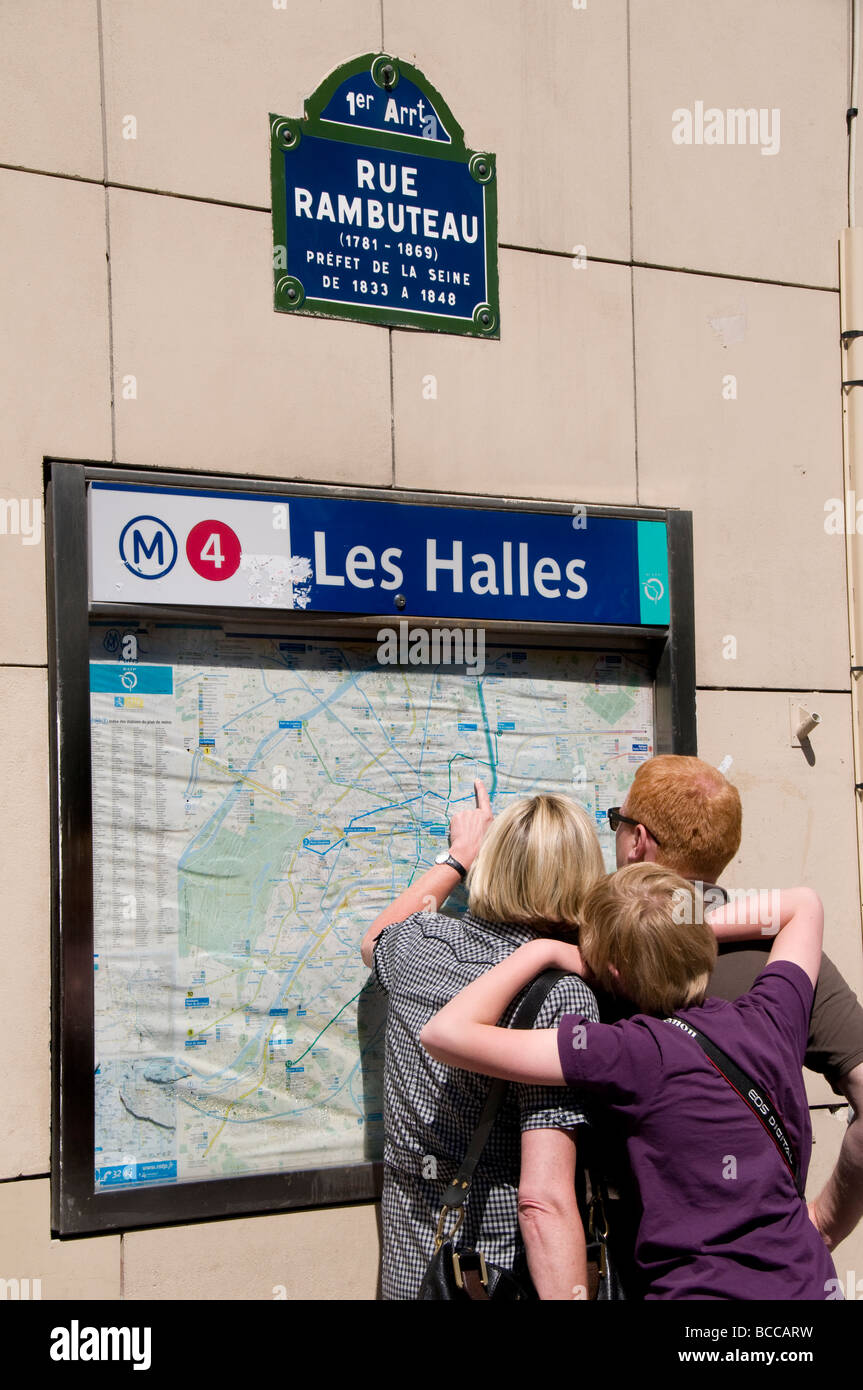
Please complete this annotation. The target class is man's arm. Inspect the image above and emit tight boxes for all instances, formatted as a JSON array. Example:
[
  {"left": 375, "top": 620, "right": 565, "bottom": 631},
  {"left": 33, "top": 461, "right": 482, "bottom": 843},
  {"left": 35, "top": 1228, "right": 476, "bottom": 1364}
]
[
  {"left": 360, "top": 779, "right": 493, "bottom": 967},
  {"left": 809, "top": 1060, "right": 863, "bottom": 1251},
  {"left": 518, "top": 1127, "right": 587, "bottom": 1300}
]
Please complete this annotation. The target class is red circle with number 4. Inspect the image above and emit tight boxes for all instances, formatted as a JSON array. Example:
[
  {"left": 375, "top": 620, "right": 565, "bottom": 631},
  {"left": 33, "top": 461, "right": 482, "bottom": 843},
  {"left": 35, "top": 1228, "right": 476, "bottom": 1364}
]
[{"left": 186, "top": 520, "right": 242, "bottom": 580}]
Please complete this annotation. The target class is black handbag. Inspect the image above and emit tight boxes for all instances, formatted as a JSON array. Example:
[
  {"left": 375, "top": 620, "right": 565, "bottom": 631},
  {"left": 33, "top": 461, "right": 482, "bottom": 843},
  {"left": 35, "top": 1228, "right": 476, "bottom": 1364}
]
[
  {"left": 419, "top": 1237, "right": 534, "bottom": 1301},
  {"left": 419, "top": 968, "right": 623, "bottom": 1301}
]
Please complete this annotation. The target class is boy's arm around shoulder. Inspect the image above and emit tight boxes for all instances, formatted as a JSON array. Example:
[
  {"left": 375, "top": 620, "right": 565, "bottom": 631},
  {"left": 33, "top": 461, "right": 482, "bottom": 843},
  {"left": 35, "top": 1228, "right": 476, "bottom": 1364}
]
[
  {"left": 707, "top": 887, "right": 823, "bottom": 990},
  {"left": 420, "top": 937, "right": 584, "bottom": 1085},
  {"left": 764, "top": 887, "right": 823, "bottom": 988}
]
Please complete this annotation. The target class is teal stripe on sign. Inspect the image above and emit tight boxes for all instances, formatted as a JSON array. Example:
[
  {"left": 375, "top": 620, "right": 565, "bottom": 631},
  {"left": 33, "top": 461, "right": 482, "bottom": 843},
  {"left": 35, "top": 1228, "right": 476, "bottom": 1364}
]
[
  {"left": 637, "top": 521, "right": 670, "bottom": 625},
  {"left": 89, "top": 663, "right": 174, "bottom": 694}
]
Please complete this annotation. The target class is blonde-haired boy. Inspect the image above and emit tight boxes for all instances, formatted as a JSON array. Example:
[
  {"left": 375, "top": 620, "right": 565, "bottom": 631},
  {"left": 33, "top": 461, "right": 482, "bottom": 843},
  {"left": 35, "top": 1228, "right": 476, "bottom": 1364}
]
[{"left": 422, "top": 868, "right": 837, "bottom": 1300}]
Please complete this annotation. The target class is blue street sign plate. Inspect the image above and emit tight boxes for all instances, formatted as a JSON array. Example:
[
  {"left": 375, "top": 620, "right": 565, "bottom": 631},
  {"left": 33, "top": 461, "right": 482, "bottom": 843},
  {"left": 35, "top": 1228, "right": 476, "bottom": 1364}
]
[{"left": 270, "top": 53, "right": 499, "bottom": 337}]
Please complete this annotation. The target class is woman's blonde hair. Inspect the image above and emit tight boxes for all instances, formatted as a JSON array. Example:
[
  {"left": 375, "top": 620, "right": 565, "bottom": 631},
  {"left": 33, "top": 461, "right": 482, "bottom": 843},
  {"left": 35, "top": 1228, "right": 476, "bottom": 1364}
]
[
  {"left": 468, "top": 794, "right": 605, "bottom": 936},
  {"left": 579, "top": 863, "right": 717, "bottom": 1015}
]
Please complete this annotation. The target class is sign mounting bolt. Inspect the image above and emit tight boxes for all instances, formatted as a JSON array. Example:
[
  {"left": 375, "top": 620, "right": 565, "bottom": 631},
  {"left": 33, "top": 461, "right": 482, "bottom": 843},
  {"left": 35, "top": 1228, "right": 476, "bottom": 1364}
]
[{"left": 394, "top": 594, "right": 406, "bottom": 610}]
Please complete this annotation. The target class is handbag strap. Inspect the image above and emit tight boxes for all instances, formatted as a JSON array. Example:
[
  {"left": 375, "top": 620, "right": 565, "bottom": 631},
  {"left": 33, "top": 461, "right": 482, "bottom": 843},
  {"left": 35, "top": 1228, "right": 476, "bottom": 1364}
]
[
  {"left": 439, "top": 968, "right": 568, "bottom": 1212},
  {"left": 664, "top": 1014, "right": 804, "bottom": 1198}
]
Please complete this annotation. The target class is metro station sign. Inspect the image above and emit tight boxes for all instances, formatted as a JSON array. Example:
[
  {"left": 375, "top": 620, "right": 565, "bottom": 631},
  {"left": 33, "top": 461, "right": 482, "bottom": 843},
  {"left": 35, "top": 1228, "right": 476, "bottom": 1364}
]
[
  {"left": 89, "top": 482, "right": 671, "bottom": 628},
  {"left": 269, "top": 53, "right": 499, "bottom": 337}
]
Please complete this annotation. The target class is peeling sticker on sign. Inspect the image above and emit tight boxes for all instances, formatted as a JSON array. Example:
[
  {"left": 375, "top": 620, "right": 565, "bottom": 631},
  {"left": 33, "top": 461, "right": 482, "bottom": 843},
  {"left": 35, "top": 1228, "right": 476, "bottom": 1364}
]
[{"left": 241, "top": 553, "right": 313, "bottom": 608}]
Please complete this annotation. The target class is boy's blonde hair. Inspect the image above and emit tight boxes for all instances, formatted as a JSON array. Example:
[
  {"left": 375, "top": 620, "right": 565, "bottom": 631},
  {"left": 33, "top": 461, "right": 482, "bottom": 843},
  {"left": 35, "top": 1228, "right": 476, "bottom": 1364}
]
[
  {"left": 468, "top": 794, "right": 604, "bottom": 936},
  {"left": 579, "top": 863, "right": 717, "bottom": 1015}
]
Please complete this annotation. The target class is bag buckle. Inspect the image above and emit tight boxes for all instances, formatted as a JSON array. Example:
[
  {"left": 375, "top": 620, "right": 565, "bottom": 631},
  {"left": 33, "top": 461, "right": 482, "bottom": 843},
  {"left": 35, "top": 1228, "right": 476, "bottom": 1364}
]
[
  {"left": 589, "top": 1193, "right": 609, "bottom": 1241},
  {"left": 452, "top": 1248, "right": 489, "bottom": 1292},
  {"left": 433, "top": 1204, "right": 464, "bottom": 1251},
  {"left": 588, "top": 1194, "right": 608, "bottom": 1280}
]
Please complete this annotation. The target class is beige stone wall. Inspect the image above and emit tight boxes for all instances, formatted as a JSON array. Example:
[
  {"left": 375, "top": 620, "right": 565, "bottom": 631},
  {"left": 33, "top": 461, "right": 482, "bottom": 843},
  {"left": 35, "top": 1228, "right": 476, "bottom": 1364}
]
[{"left": 1, "top": 0, "right": 861, "bottom": 1300}]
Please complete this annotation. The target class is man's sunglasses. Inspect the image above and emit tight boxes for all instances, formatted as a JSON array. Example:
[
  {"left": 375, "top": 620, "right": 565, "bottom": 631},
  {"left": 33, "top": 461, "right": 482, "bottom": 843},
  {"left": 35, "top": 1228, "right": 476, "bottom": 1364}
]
[{"left": 607, "top": 806, "right": 663, "bottom": 847}]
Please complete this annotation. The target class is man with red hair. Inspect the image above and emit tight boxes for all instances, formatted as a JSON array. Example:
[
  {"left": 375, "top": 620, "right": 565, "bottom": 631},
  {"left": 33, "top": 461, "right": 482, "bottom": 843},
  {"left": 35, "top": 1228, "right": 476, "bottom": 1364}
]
[{"left": 609, "top": 754, "right": 863, "bottom": 1256}]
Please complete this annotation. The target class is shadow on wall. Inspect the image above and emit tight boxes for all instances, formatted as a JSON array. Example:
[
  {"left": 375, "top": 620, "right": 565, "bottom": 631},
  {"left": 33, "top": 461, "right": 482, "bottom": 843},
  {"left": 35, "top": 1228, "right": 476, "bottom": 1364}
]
[
  {"left": 357, "top": 977, "right": 387, "bottom": 1298},
  {"left": 357, "top": 974, "right": 387, "bottom": 1167}
]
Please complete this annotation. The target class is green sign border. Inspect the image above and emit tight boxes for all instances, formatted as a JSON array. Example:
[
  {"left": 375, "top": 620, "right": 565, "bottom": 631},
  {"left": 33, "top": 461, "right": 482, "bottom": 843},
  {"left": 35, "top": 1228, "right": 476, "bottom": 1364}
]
[{"left": 270, "top": 52, "right": 500, "bottom": 338}]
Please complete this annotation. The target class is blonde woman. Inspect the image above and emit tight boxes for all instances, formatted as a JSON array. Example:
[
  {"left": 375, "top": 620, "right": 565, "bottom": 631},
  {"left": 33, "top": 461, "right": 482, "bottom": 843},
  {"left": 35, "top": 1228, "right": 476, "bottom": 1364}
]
[
  {"left": 422, "top": 865, "right": 838, "bottom": 1301},
  {"left": 361, "top": 780, "right": 605, "bottom": 1300}
]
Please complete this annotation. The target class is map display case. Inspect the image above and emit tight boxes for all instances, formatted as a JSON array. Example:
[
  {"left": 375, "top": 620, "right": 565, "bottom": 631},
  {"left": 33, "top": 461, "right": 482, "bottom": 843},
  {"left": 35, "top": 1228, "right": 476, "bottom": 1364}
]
[{"left": 46, "top": 461, "right": 695, "bottom": 1234}]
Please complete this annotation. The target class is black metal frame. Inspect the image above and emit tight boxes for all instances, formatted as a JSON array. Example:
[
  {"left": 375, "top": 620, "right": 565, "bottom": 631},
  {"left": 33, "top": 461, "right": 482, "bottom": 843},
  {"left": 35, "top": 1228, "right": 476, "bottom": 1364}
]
[{"left": 46, "top": 459, "right": 695, "bottom": 1236}]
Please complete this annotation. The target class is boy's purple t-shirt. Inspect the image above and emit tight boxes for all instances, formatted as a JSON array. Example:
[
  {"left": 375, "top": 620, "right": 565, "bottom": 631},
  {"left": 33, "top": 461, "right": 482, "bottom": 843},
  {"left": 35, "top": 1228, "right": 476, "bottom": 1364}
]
[{"left": 557, "top": 960, "right": 838, "bottom": 1300}]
